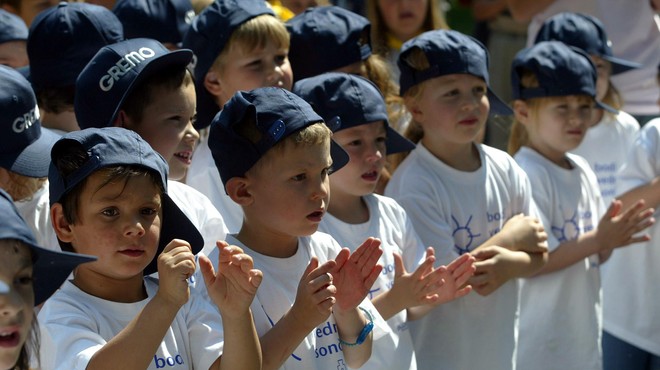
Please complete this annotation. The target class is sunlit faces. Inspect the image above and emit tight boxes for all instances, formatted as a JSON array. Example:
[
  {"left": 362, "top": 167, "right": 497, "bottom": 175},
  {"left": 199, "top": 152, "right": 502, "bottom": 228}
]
[
  {"left": 244, "top": 138, "right": 333, "bottom": 239},
  {"left": 591, "top": 55, "right": 611, "bottom": 102},
  {"left": 123, "top": 82, "right": 199, "bottom": 181},
  {"left": 0, "top": 41, "right": 28, "bottom": 68},
  {"left": 377, "top": 0, "right": 427, "bottom": 42},
  {"left": 330, "top": 121, "right": 387, "bottom": 198},
  {"left": 211, "top": 41, "right": 293, "bottom": 106},
  {"left": 0, "top": 241, "right": 34, "bottom": 370},
  {"left": 521, "top": 95, "right": 594, "bottom": 166},
  {"left": 59, "top": 172, "right": 162, "bottom": 282},
  {"left": 409, "top": 73, "right": 489, "bottom": 147}
]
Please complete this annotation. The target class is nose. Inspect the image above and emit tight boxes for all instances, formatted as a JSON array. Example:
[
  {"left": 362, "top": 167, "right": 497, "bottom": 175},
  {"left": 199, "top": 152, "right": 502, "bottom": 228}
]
[
  {"left": 310, "top": 176, "right": 329, "bottom": 201},
  {"left": 266, "top": 63, "right": 285, "bottom": 87},
  {"left": 184, "top": 122, "right": 200, "bottom": 144},
  {"left": 124, "top": 217, "right": 146, "bottom": 238},
  {"left": 366, "top": 142, "right": 384, "bottom": 163},
  {"left": 0, "top": 282, "right": 26, "bottom": 317}
]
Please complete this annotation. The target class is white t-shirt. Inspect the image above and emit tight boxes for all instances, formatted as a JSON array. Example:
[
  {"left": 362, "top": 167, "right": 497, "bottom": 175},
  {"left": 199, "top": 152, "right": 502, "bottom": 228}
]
[
  {"left": 38, "top": 277, "right": 225, "bottom": 370},
  {"left": 601, "top": 118, "right": 660, "bottom": 356},
  {"left": 385, "top": 143, "right": 533, "bottom": 370},
  {"left": 571, "top": 111, "right": 640, "bottom": 205},
  {"left": 167, "top": 180, "right": 228, "bottom": 257},
  {"left": 525, "top": 0, "right": 660, "bottom": 116},
  {"left": 186, "top": 135, "right": 244, "bottom": 234},
  {"left": 211, "top": 233, "right": 392, "bottom": 370},
  {"left": 319, "top": 193, "right": 426, "bottom": 370},
  {"left": 15, "top": 181, "right": 59, "bottom": 251},
  {"left": 514, "top": 147, "right": 605, "bottom": 370}
]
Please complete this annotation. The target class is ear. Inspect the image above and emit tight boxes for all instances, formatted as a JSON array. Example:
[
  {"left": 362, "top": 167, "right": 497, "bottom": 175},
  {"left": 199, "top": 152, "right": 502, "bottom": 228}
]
[
  {"left": 113, "top": 110, "right": 128, "bottom": 128},
  {"left": 225, "top": 177, "right": 253, "bottom": 206},
  {"left": 50, "top": 203, "right": 76, "bottom": 243},
  {"left": 513, "top": 100, "right": 531, "bottom": 125},
  {"left": 404, "top": 96, "right": 425, "bottom": 124},
  {"left": 203, "top": 70, "right": 225, "bottom": 104}
]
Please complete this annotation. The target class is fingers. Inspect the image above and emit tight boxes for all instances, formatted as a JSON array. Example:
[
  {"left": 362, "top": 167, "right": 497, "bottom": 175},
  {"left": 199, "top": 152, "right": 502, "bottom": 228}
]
[
  {"left": 199, "top": 253, "right": 216, "bottom": 287},
  {"left": 363, "top": 263, "right": 383, "bottom": 290},
  {"left": 606, "top": 199, "right": 623, "bottom": 218},
  {"left": 392, "top": 252, "right": 406, "bottom": 278}
]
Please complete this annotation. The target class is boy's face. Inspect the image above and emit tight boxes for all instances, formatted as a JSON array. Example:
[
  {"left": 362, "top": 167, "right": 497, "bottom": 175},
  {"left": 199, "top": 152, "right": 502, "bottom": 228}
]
[
  {"left": 410, "top": 73, "right": 489, "bottom": 148},
  {"left": 0, "top": 41, "right": 28, "bottom": 68},
  {"left": 330, "top": 121, "right": 386, "bottom": 198},
  {"left": 377, "top": 0, "right": 427, "bottom": 42},
  {"left": 64, "top": 171, "right": 161, "bottom": 281},
  {"left": 0, "top": 240, "right": 33, "bottom": 370},
  {"left": 211, "top": 40, "right": 293, "bottom": 106},
  {"left": 123, "top": 82, "right": 199, "bottom": 181},
  {"left": 244, "top": 139, "right": 332, "bottom": 239}
]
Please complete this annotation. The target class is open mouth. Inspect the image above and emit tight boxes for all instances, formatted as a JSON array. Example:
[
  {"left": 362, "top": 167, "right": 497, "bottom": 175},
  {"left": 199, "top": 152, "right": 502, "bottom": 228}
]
[
  {"left": 174, "top": 150, "right": 193, "bottom": 165},
  {"left": 362, "top": 170, "right": 379, "bottom": 182},
  {"left": 0, "top": 330, "right": 20, "bottom": 348},
  {"left": 307, "top": 210, "right": 324, "bottom": 222}
]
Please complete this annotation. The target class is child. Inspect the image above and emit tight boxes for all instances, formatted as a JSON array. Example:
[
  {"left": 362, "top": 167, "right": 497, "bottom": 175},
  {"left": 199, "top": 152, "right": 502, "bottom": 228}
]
[
  {"left": 113, "top": 0, "right": 195, "bottom": 50},
  {"left": 208, "top": 87, "right": 390, "bottom": 369},
  {"left": 74, "top": 38, "right": 228, "bottom": 257},
  {"left": 40, "top": 127, "right": 263, "bottom": 370},
  {"left": 508, "top": 41, "right": 655, "bottom": 370},
  {"left": 599, "top": 67, "right": 660, "bottom": 370},
  {"left": 25, "top": 2, "right": 124, "bottom": 135},
  {"left": 534, "top": 12, "right": 641, "bottom": 206},
  {"left": 294, "top": 72, "right": 476, "bottom": 370},
  {"left": 385, "top": 29, "right": 549, "bottom": 370},
  {"left": 0, "top": 188, "right": 95, "bottom": 370},
  {"left": 0, "top": 65, "right": 59, "bottom": 251},
  {"left": 0, "top": 8, "right": 28, "bottom": 68},
  {"left": 183, "top": 0, "right": 293, "bottom": 233}
]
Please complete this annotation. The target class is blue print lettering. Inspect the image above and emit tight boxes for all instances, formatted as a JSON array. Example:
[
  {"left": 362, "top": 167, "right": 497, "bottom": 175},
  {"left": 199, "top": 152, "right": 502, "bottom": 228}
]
[
  {"left": 315, "top": 321, "right": 345, "bottom": 359},
  {"left": 153, "top": 354, "right": 184, "bottom": 368}
]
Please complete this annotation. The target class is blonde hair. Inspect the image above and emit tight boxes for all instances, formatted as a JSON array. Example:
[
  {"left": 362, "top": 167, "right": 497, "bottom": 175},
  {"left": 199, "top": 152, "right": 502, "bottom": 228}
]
[
  {"left": 212, "top": 14, "right": 290, "bottom": 72},
  {"left": 1, "top": 172, "right": 46, "bottom": 202},
  {"left": 367, "top": 0, "right": 448, "bottom": 57}
]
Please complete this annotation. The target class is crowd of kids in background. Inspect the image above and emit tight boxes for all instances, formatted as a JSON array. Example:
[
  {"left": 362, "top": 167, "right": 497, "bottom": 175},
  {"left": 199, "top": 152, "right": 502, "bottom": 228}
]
[{"left": 1, "top": 0, "right": 659, "bottom": 369}]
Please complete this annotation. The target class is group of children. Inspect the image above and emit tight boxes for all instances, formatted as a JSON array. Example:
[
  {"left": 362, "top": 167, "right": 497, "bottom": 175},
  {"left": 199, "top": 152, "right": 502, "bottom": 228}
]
[{"left": 1, "top": 1, "right": 659, "bottom": 370}]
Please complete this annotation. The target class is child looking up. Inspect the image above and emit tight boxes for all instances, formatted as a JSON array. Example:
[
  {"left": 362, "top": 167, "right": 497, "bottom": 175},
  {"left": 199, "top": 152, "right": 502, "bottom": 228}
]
[
  {"left": 386, "top": 29, "right": 549, "bottom": 370},
  {"left": 183, "top": 0, "right": 293, "bottom": 232},
  {"left": 208, "top": 87, "right": 389, "bottom": 370},
  {"left": 508, "top": 41, "right": 655, "bottom": 370},
  {"left": 40, "top": 127, "right": 263, "bottom": 370},
  {"left": 0, "top": 188, "right": 94, "bottom": 370},
  {"left": 295, "top": 72, "right": 476, "bottom": 370}
]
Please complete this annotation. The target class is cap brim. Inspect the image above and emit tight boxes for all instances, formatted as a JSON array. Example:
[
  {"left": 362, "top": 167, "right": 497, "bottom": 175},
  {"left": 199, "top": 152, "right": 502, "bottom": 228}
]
[
  {"left": 596, "top": 100, "right": 618, "bottom": 114},
  {"left": 32, "top": 246, "right": 96, "bottom": 305},
  {"left": 143, "top": 194, "right": 204, "bottom": 275},
  {"left": 7, "top": 127, "right": 60, "bottom": 177},
  {"left": 605, "top": 55, "right": 642, "bottom": 75},
  {"left": 330, "top": 140, "right": 349, "bottom": 173},
  {"left": 385, "top": 126, "right": 416, "bottom": 154},
  {"left": 488, "top": 87, "right": 513, "bottom": 116}
]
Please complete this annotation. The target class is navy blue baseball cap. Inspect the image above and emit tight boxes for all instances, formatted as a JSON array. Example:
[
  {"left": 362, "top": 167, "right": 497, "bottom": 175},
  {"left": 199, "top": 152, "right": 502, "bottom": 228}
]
[
  {"left": 26, "top": 2, "right": 124, "bottom": 89},
  {"left": 0, "top": 8, "right": 28, "bottom": 43},
  {"left": 287, "top": 6, "right": 371, "bottom": 82},
  {"left": 209, "top": 87, "right": 349, "bottom": 187},
  {"left": 398, "top": 30, "right": 512, "bottom": 115},
  {"left": 535, "top": 12, "right": 641, "bottom": 75},
  {"left": 0, "top": 188, "right": 96, "bottom": 305},
  {"left": 113, "top": 0, "right": 195, "bottom": 46},
  {"left": 75, "top": 38, "right": 193, "bottom": 129},
  {"left": 48, "top": 127, "right": 204, "bottom": 275},
  {"left": 182, "top": 0, "right": 275, "bottom": 130},
  {"left": 0, "top": 66, "right": 58, "bottom": 178},
  {"left": 511, "top": 41, "right": 617, "bottom": 113},
  {"left": 293, "top": 72, "right": 415, "bottom": 154}
]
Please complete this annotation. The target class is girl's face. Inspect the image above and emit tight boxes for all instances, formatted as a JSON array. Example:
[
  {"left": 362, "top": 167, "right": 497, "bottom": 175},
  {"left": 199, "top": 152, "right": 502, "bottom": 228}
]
[
  {"left": 591, "top": 55, "right": 611, "bottom": 101},
  {"left": 520, "top": 95, "right": 594, "bottom": 166},
  {"left": 0, "top": 240, "right": 34, "bottom": 370},
  {"left": 377, "top": 0, "right": 428, "bottom": 42}
]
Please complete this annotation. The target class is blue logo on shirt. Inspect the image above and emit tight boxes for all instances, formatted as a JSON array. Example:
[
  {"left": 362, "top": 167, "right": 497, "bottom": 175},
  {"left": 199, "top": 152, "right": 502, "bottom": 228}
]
[
  {"left": 154, "top": 354, "right": 184, "bottom": 368},
  {"left": 452, "top": 215, "right": 481, "bottom": 254}
]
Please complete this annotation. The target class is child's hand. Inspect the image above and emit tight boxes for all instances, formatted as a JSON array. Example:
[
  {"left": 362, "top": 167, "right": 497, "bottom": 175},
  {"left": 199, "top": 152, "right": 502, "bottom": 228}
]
[
  {"left": 199, "top": 241, "right": 263, "bottom": 319},
  {"left": 331, "top": 237, "right": 383, "bottom": 314},
  {"left": 289, "top": 257, "right": 337, "bottom": 330},
  {"left": 499, "top": 214, "right": 548, "bottom": 253},
  {"left": 596, "top": 199, "right": 655, "bottom": 251},
  {"left": 156, "top": 239, "right": 196, "bottom": 308},
  {"left": 426, "top": 252, "right": 476, "bottom": 305},
  {"left": 468, "top": 246, "right": 523, "bottom": 296}
]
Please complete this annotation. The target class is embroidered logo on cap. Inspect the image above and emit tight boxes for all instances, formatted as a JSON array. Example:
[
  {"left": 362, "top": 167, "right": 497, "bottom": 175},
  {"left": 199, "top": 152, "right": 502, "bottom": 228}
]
[
  {"left": 12, "top": 105, "right": 40, "bottom": 133},
  {"left": 99, "top": 47, "right": 157, "bottom": 91}
]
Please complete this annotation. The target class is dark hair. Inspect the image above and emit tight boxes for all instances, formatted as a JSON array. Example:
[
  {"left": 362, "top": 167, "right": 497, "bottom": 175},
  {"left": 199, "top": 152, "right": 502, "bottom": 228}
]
[
  {"left": 121, "top": 65, "right": 194, "bottom": 123},
  {"left": 35, "top": 85, "right": 76, "bottom": 114},
  {"left": 52, "top": 142, "right": 164, "bottom": 252}
]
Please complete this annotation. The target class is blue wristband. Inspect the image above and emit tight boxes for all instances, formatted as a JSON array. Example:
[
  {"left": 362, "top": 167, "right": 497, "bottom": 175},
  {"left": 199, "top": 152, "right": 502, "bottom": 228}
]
[{"left": 338, "top": 307, "right": 374, "bottom": 347}]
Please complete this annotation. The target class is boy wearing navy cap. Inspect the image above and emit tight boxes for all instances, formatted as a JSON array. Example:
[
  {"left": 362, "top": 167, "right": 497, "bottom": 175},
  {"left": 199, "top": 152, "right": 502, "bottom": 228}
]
[
  {"left": 509, "top": 41, "right": 655, "bottom": 370},
  {"left": 385, "top": 29, "right": 549, "bottom": 370},
  {"left": 0, "top": 65, "right": 59, "bottom": 251},
  {"left": 75, "top": 38, "right": 229, "bottom": 258},
  {"left": 296, "top": 72, "right": 476, "bottom": 370},
  {"left": 0, "top": 8, "right": 28, "bottom": 68},
  {"left": 40, "top": 127, "right": 263, "bottom": 370},
  {"left": 0, "top": 188, "right": 94, "bottom": 370},
  {"left": 183, "top": 0, "right": 293, "bottom": 233},
  {"left": 26, "top": 2, "right": 124, "bottom": 135},
  {"left": 112, "top": 0, "right": 195, "bottom": 50},
  {"left": 208, "top": 86, "right": 390, "bottom": 369}
]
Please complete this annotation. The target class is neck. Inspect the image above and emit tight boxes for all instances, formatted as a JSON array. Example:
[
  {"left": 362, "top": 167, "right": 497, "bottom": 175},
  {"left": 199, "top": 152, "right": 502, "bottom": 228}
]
[
  {"left": 422, "top": 138, "right": 481, "bottom": 171},
  {"left": 41, "top": 109, "right": 79, "bottom": 133},
  {"left": 327, "top": 191, "right": 369, "bottom": 224},
  {"left": 236, "top": 220, "right": 299, "bottom": 258},
  {"left": 72, "top": 268, "right": 147, "bottom": 303}
]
